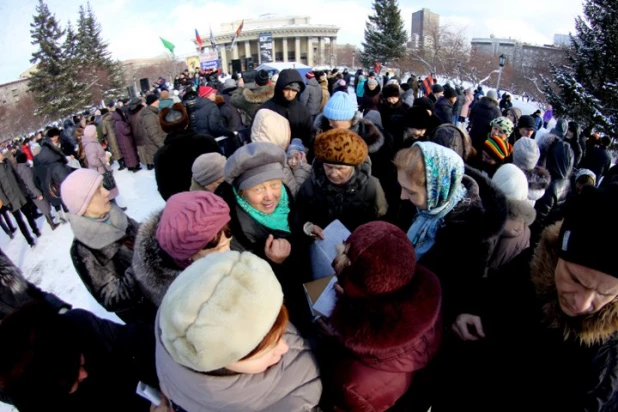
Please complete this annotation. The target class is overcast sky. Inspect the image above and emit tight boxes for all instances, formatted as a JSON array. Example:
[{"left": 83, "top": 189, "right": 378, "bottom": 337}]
[{"left": 0, "top": 0, "right": 583, "bottom": 84}]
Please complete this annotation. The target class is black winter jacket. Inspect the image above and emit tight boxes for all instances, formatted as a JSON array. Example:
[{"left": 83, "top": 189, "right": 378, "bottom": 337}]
[
  {"left": 469, "top": 97, "right": 501, "bottom": 150},
  {"left": 186, "top": 97, "right": 234, "bottom": 139},
  {"left": 153, "top": 129, "right": 221, "bottom": 201},
  {"left": 32, "top": 141, "right": 73, "bottom": 207},
  {"left": 434, "top": 96, "right": 454, "bottom": 125}
]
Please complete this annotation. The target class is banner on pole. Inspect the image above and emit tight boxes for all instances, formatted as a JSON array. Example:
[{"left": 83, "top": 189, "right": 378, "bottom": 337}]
[
  {"left": 259, "top": 32, "right": 273, "bottom": 63},
  {"left": 199, "top": 49, "right": 220, "bottom": 70}
]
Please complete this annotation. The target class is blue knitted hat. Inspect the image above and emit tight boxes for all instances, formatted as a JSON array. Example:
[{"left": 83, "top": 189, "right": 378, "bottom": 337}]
[{"left": 324, "top": 92, "right": 357, "bottom": 121}]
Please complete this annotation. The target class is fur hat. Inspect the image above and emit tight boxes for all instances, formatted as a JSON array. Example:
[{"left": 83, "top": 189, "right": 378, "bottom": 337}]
[
  {"left": 60, "top": 168, "right": 103, "bottom": 216},
  {"left": 156, "top": 191, "right": 230, "bottom": 265},
  {"left": 484, "top": 135, "right": 513, "bottom": 162},
  {"left": 382, "top": 84, "right": 401, "bottom": 99},
  {"left": 431, "top": 84, "right": 444, "bottom": 94},
  {"left": 224, "top": 142, "right": 286, "bottom": 190},
  {"left": 255, "top": 70, "right": 270, "bottom": 86},
  {"left": 492, "top": 164, "right": 529, "bottom": 201},
  {"left": 159, "top": 103, "right": 189, "bottom": 133},
  {"left": 367, "top": 78, "right": 378, "bottom": 86},
  {"left": 513, "top": 138, "right": 540, "bottom": 170},
  {"left": 443, "top": 85, "right": 457, "bottom": 99},
  {"left": 323, "top": 91, "right": 357, "bottom": 121},
  {"left": 518, "top": 115, "right": 536, "bottom": 129},
  {"left": 314, "top": 129, "right": 368, "bottom": 166},
  {"left": 159, "top": 251, "right": 283, "bottom": 372},
  {"left": 251, "top": 109, "right": 291, "bottom": 150},
  {"left": 404, "top": 106, "right": 433, "bottom": 130},
  {"left": 145, "top": 94, "right": 159, "bottom": 106},
  {"left": 192, "top": 153, "right": 227, "bottom": 188},
  {"left": 559, "top": 184, "right": 618, "bottom": 278},
  {"left": 413, "top": 97, "right": 435, "bottom": 114}
]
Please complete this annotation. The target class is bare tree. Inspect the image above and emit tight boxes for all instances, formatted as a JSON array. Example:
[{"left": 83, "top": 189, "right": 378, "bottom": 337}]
[{"left": 335, "top": 44, "right": 362, "bottom": 68}]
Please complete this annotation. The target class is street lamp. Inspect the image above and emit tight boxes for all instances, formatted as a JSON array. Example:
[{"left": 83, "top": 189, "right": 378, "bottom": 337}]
[{"left": 496, "top": 54, "right": 506, "bottom": 92}]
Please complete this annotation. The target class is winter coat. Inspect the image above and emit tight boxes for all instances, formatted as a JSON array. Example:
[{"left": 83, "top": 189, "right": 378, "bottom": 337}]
[
  {"left": 401, "top": 88, "right": 416, "bottom": 106},
  {"left": 300, "top": 78, "right": 322, "bottom": 116},
  {"left": 139, "top": 106, "right": 167, "bottom": 164},
  {"left": 581, "top": 145, "right": 612, "bottom": 182},
  {"left": 132, "top": 211, "right": 182, "bottom": 307},
  {"left": 549, "top": 119, "right": 568, "bottom": 140},
  {"left": 155, "top": 316, "right": 322, "bottom": 412},
  {"left": 230, "top": 84, "right": 276, "bottom": 124},
  {"left": 32, "top": 141, "right": 73, "bottom": 207},
  {"left": 21, "top": 144, "right": 33, "bottom": 162},
  {"left": 218, "top": 91, "right": 243, "bottom": 132},
  {"left": 82, "top": 131, "right": 118, "bottom": 200},
  {"left": 437, "top": 222, "right": 618, "bottom": 412},
  {"left": 435, "top": 96, "right": 455, "bottom": 125},
  {"left": 128, "top": 105, "right": 147, "bottom": 147},
  {"left": 324, "top": 263, "right": 442, "bottom": 411},
  {"left": 190, "top": 97, "right": 234, "bottom": 139},
  {"left": 543, "top": 108, "right": 553, "bottom": 123},
  {"left": 314, "top": 112, "right": 398, "bottom": 211},
  {"left": 0, "top": 159, "right": 28, "bottom": 211},
  {"left": 283, "top": 163, "right": 312, "bottom": 197},
  {"left": 61, "top": 119, "right": 77, "bottom": 148},
  {"left": 69, "top": 205, "right": 156, "bottom": 324},
  {"left": 378, "top": 99, "right": 409, "bottom": 138},
  {"left": 15, "top": 162, "right": 42, "bottom": 200},
  {"left": 0, "top": 248, "right": 68, "bottom": 321},
  {"left": 396, "top": 166, "right": 507, "bottom": 321},
  {"left": 296, "top": 159, "right": 388, "bottom": 232},
  {"left": 360, "top": 84, "right": 382, "bottom": 114},
  {"left": 469, "top": 97, "right": 501, "bottom": 150},
  {"left": 487, "top": 197, "right": 536, "bottom": 273},
  {"left": 256, "top": 70, "right": 313, "bottom": 148},
  {"left": 452, "top": 87, "right": 464, "bottom": 119},
  {"left": 112, "top": 108, "right": 140, "bottom": 168},
  {"left": 356, "top": 78, "right": 366, "bottom": 98},
  {"left": 521, "top": 166, "right": 551, "bottom": 205},
  {"left": 532, "top": 113, "right": 543, "bottom": 131},
  {"left": 100, "top": 112, "right": 121, "bottom": 160},
  {"left": 533, "top": 140, "right": 574, "bottom": 239},
  {"left": 153, "top": 129, "right": 221, "bottom": 201},
  {"left": 319, "top": 79, "right": 330, "bottom": 111}
]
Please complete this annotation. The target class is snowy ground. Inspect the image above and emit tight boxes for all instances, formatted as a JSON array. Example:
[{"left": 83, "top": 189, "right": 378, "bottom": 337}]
[{"left": 0, "top": 165, "right": 165, "bottom": 412}]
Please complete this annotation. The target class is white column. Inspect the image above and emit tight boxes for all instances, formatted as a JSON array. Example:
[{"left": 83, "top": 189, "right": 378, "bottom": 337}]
[
  {"left": 295, "top": 37, "right": 301, "bottom": 62},
  {"left": 220, "top": 46, "right": 228, "bottom": 74},
  {"left": 232, "top": 42, "right": 239, "bottom": 60},
  {"left": 319, "top": 37, "right": 325, "bottom": 65},
  {"left": 244, "top": 41, "right": 251, "bottom": 60},
  {"left": 330, "top": 37, "right": 337, "bottom": 66},
  {"left": 283, "top": 38, "right": 289, "bottom": 62},
  {"left": 308, "top": 37, "right": 314, "bottom": 66},
  {"left": 272, "top": 38, "right": 277, "bottom": 62}
]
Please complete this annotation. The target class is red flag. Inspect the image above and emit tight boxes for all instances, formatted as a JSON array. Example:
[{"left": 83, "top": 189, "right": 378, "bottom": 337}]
[
  {"left": 195, "top": 29, "right": 203, "bottom": 50},
  {"left": 374, "top": 61, "right": 382, "bottom": 74},
  {"left": 229, "top": 20, "right": 244, "bottom": 51}
]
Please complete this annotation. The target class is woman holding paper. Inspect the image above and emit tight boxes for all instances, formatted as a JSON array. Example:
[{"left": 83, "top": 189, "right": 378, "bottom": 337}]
[
  {"left": 317, "top": 221, "right": 441, "bottom": 412},
  {"left": 296, "top": 128, "right": 388, "bottom": 233}
]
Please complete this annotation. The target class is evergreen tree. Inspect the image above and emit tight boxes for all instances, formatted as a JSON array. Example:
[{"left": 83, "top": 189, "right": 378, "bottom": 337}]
[
  {"left": 360, "top": 0, "right": 408, "bottom": 67},
  {"left": 75, "top": 2, "right": 124, "bottom": 104},
  {"left": 542, "top": 0, "right": 618, "bottom": 136},
  {"left": 61, "top": 21, "right": 89, "bottom": 112},
  {"left": 28, "top": 0, "right": 68, "bottom": 117}
]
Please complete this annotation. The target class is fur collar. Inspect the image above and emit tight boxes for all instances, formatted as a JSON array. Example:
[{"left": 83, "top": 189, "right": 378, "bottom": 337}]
[
  {"left": 532, "top": 222, "right": 618, "bottom": 346},
  {"left": 313, "top": 112, "right": 385, "bottom": 154},
  {"left": 132, "top": 211, "right": 182, "bottom": 307},
  {"left": 0, "top": 251, "right": 28, "bottom": 296},
  {"left": 524, "top": 166, "right": 551, "bottom": 191},
  {"left": 507, "top": 198, "right": 536, "bottom": 225},
  {"left": 242, "top": 85, "right": 275, "bottom": 104}
]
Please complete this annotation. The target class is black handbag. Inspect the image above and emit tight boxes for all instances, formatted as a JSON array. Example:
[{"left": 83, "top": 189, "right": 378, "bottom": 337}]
[{"left": 97, "top": 157, "right": 116, "bottom": 191}]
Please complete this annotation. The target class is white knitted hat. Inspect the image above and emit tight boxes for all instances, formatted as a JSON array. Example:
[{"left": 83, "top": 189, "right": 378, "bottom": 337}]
[
  {"left": 159, "top": 251, "right": 283, "bottom": 372},
  {"left": 492, "top": 164, "right": 529, "bottom": 201}
]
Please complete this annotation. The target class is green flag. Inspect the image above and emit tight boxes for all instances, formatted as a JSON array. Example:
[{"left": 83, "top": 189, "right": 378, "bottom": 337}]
[{"left": 160, "top": 37, "right": 175, "bottom": 54}]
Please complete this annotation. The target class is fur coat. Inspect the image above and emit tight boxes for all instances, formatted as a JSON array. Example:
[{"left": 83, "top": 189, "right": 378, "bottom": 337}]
[
  {"left": 132, "top": 211, "right": 182, "bottom": 307},
  {"left": 230, "top": 84, "right": 275, "bottom": 124}
]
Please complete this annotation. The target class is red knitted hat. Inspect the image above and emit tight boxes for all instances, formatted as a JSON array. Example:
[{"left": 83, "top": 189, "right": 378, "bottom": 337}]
[{"left": 198, "top": 86, "right": 216, "bottom": 98}]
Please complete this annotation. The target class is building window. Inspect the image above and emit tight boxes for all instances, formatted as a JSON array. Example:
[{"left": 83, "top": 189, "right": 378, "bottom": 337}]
[
  {"left": 288, "top": 51, "right": 295, "bottom": 61},
  {"left": 275, "top": 52, "right": 283, "bottom": 62}
]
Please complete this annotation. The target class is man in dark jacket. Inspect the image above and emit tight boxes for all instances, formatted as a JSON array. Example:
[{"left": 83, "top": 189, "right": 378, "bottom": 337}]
[
  {"left": 378, "top": 84, "right": 410, "bottom": 138},
  {"left": 255, "top": 69, "right": 313, "bottom": 148},
  {"left": 581, "top": 135, "right": 612, "bottom": 181},
  {"left": 154, "top": 104, "right": 222, "bottom": 200},
  {"left": 300, "top": 72, "right": 322, "bottom": 121},
  {"left": 33, "top": 139, "right": 72, "bottom": 222},
  {"left": 218, "top": 79, "right": 243, "bottom": 133},
  {"left": 434, "top": 85, "right": 458, "bottom": 125},
  {"left": 0, "top": 301, "right": 157, "bottom": 411},
  {"left": 230, "top": 70, "right": 275, "bottom": 125},
  {"left": 127, "top": 98, "right": 147, "bottom": 167},
  {"left": 0, "top": 151, "right": 39, "bottom": 246},
  {"left": 191, "top": 86, "right": 235, "bottom": 139},
  {"left": 445, "top": 184, "right": 618, "bottom": 412},
  {"left": 428, "top": 83, "right": 444, "bottom": 103},
  {"left": 469, "top": 91, "right": 502, "bottom": 151}
]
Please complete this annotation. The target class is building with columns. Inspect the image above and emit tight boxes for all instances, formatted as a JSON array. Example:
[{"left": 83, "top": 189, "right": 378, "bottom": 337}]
[{"left": 207, "top": 15, "right": 339, "bottom": 73}]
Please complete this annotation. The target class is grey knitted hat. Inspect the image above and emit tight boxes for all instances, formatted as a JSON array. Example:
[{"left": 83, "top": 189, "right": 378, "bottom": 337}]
[
  {"left": 224, "top": 142, "right": 286, "bottom": 190},
  {"left": 192, "top": 153, "right": 227, "bottom": 187},
  {"left": 513, "top": 138, "right": 540, "bottom": 171}
]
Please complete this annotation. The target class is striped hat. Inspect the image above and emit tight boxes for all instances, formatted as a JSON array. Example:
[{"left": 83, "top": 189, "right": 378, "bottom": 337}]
[{"left": 484, "top": 135, "right": 513, "bottom": 162}]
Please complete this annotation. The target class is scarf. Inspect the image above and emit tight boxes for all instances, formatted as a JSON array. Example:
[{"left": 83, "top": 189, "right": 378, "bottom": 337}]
[
  {"left": 234, "top": 186, "right": 291, "bottom": 233},
  {"left": 407, "top": 142, "right": 467, "bottom": 260}
]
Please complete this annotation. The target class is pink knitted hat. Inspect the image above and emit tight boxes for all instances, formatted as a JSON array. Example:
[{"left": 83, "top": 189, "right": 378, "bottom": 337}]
[
  {"left": 60, "top": 169, "right": 103, "bottom": 216},
  {"left": 156, "top": 191, "right": 231, "bottom": 264}
]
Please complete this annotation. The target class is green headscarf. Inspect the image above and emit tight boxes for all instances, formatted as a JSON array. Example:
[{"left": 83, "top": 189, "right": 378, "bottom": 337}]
[{"left": 234, "top": 185, "right": 291, "bottom": 233}]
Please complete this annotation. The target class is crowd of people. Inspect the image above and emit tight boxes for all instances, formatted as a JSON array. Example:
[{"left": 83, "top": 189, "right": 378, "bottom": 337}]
[{"left": 0, "top": 63, "right": 617, "bottom": 412}]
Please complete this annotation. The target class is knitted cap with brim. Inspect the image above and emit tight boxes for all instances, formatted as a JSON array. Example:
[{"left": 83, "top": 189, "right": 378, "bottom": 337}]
[
  {"left": 224, "top": 142, "right": 286, "bottom": 190},
  {"left": 60, "top": 169, "right": 103, "bottom": 216},
  {"left": 314, "top": 129, "right": 368, "bottom": 166},
  {"left": 484, "top": 136, "right": 513, "bottom": 162}
]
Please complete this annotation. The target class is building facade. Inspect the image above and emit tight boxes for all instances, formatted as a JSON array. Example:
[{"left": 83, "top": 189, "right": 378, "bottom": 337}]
[
  {"left": 0, "top": 79, "right": 28, "bottom": 106},
  {"left": 206, "top": 15, "right": 339, "bottom": 73},
  {"left": 411, "top": 8, "right": 440, "bottom": 48}
]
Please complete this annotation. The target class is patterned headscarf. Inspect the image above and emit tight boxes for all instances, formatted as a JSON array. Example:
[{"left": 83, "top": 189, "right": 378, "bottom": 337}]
[{"left": 407, "top": 142, "right": 467, "bottom": 259}]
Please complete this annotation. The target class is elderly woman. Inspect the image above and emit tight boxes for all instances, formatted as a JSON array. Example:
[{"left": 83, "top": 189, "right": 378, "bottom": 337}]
[
  {"left": 133, "top": 191, "right": 232, "bottom": 307},
  {"left": 296, "top": 128, "right": 388, "bottom": 232},
  {"left": 155, "top": 251, "right": 322, "bottom": 412},
  {"left": 61, "top": 168, "right": 154, "bottom": 324},
  {"left": 318, "top": 221, "right": 441, "bottom": 412},
  {"left": 395, "top": 142, "right": 506, "bottom": 321},
  {"left": 81, "top": 124, "right": 119, "bottom": 200}
]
